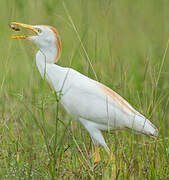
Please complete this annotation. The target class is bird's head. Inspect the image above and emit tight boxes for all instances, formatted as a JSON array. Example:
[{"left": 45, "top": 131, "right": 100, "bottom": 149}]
[{"left": 10, "top": 22, "right": 61, "bottom": 63}]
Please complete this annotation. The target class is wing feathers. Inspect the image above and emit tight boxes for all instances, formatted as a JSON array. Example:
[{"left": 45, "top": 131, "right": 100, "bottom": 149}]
[{"left": 98, "top": 83, "right": 135, "bottom": 115}]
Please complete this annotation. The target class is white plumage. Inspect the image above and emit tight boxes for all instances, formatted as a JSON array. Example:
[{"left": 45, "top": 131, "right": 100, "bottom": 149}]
[{"left": 11, "top": 22, "right": 158, "bottom": 152}]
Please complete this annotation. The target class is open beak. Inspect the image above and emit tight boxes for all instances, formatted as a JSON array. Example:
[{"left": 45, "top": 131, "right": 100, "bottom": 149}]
[{"left": 10, "top": 22, "right": 38, "bottom": 39}]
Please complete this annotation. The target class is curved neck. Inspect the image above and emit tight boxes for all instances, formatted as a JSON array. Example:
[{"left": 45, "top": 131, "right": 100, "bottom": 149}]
[
  {"left": 36, "top": 50, "right": 50, "bottom": 78},
  {"left": 38, "top": 45, "right": 57, "bottom": 64}
]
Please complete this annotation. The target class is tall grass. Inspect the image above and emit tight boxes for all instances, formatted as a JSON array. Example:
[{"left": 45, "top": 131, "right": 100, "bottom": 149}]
[{"left": 0, "top": 0, "right": 169, "bottom": 179}]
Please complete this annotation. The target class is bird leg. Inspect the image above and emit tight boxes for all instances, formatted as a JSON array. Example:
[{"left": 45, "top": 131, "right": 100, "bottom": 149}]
[
  {"left": 94, "top": 146, "right": 101, "bottom": 163},
  {"left": 106, "top": 150, "right": 116, "bottom": 178},
  {"left": 111, "top": 152, "right": 116, "bottom": 177}
]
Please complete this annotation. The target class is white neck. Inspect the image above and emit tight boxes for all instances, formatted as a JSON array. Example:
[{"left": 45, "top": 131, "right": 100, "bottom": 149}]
[
  {"left": 36, "top": 50, "right": 51, "bottom": 78},
  {"left": 38, "top": 45, "right": 57, "bottom": 64},
  {"left": 36, "top": 50, "right": 66, "bottom": 92}
]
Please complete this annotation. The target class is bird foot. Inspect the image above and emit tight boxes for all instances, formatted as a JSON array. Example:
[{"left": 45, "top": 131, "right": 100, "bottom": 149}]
[
  {"left": 108, "top": 152, "right": 116, "bottom": 179},
  {"left": 94, "top": 146, "right": 101, "bottom": 164}
]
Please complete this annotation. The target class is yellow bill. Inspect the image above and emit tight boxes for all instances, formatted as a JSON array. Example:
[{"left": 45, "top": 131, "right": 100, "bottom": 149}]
[{"left": 10, "top": 22, "right": 38, "bottom": 39}]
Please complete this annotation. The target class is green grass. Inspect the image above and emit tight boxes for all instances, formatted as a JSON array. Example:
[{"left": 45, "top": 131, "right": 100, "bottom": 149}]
[{"left": 0, "top": 0, "right": 169, "bottom": 179}]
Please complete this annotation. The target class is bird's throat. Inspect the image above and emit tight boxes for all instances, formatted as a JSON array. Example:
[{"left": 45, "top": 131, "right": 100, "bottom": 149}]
[
  {"left": 36, "top": 50, "right": 52, "bottom": 78},
  {"left": 38, "top": 46, "right": 58, "bottom": 64}
]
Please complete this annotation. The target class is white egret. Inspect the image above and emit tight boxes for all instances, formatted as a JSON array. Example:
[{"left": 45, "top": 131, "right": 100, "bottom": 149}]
[{"left": 10, "top": 22, "right": 158, "bottom": 162}]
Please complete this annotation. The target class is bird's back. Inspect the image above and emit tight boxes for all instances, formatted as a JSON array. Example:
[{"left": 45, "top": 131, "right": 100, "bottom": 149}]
[{"left": 45, "top": 64, "right": 158, "bottom": 137}]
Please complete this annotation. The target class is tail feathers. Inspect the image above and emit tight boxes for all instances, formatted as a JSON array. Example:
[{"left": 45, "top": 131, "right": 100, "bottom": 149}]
[{"left": 128, "top": 113, "right": 158, "bottom": 137}]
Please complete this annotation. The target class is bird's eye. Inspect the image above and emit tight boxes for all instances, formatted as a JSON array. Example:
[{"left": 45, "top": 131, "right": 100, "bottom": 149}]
[{"left": 37, "top": 28, "right": 42, "bottom": 33}]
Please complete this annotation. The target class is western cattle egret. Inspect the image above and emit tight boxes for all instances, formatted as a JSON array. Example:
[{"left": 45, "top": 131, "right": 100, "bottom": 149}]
[{"left": 10, "top": 22, "right": 158, "bottom": 161}]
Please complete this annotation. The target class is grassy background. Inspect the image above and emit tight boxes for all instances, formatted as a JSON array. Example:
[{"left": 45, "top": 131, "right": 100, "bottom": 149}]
[{"left": 0, "top": 0, "right": 169, "bottom": 179}]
